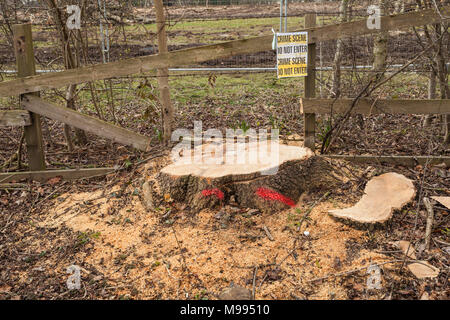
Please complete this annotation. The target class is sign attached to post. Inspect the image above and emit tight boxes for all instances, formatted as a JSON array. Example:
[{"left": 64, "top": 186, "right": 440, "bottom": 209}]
[{"left": 276, "top": 32, "right": 308, "bottom": 78}]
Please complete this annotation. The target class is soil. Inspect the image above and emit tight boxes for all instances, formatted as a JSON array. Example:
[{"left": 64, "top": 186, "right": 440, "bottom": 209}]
[{"left": 0, "top": 144, "right": 448, "bottom": 300}]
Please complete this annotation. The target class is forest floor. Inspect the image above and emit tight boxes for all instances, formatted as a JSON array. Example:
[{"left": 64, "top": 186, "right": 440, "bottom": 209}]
[{"left": 0, "top": 141, "right": 448, "bottom": 300}]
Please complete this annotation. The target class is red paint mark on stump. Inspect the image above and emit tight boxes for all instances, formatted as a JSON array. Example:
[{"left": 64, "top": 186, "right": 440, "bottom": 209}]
[
  {"left": 201, "top": 188, "right": 224, "bottom": 200},
  {"left": 256, "top": 187, "right": 296, "bottom": 207}
]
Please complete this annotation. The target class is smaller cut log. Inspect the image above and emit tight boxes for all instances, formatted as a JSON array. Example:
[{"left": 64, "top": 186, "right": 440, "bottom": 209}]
[
  {"left": 391, "top": 240, "right": 417, "bottom": 259},
  {"left": 0, "top": 110, "right": 31, "bottom": 127},
  {"left": 431, "top": 196, "right": 450, "bottom": 209},
  {"left": 407, "top": 261, "right": 440, "bottom": 279},
  {"left": 141, "top": 181, "right": 155, "bottom": 210},
  {"left": 329, "top": 172, "right": 415, "bottom": 226}
]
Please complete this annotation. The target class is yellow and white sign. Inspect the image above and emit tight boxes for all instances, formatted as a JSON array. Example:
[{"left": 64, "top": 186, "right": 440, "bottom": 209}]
[{"left": 276, "top": 32, "right": 308, "bottom": 78}]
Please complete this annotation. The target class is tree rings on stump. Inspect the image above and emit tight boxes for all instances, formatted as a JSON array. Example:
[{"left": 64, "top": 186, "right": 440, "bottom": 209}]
[{"left": 151, "top": 140, "right": 340, "bottom": 213}]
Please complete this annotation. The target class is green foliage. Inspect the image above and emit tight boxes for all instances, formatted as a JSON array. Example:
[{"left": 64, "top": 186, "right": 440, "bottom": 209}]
[
  {"left": 269, "top": 115, "right": 286, "bottom": 131},
  {"left": 155, "top": 128, "right": 163, "bottom": 143},
  {"left": 318, "top": 119, "right": 332, "bottom": 149},
  {"left": 77, "top": 231, "right": 101, "bottom": 246},
  {"left": 194, "top": 289, "right": 209, "bottom": 300},
  {"left": 238, "top": 120, "right": 250, "bottom": 134},
  {"left": 124, "top": 159, "right": 133, "bottom": 169}
]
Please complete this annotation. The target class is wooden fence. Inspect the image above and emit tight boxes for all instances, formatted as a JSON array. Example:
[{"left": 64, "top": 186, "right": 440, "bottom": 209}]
[{"left": 1, "top": 6, "right": 449, "bottom": 182}]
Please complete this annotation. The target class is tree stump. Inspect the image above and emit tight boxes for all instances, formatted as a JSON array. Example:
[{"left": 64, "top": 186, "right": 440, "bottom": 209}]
[{"left": 147, "top": 141, "right": 341, "bottom": 213}]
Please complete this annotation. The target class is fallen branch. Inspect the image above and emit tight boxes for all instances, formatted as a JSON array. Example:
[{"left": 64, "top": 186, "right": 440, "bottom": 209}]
[
  {"left": 423, "top": 197, "right": 435, "bottom": 251},
  {"left": 262, "top": 225, "right": 274, "bottom": 241},
  {"left": 308, "top": 259, "right": 404, "bottom": 283},
  {"left": 297, "top": 191, "right": 330, "bottom": 231}
]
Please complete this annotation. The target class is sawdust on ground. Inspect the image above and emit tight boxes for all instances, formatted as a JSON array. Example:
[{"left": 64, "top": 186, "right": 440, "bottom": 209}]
[{"left": 36, "top": 180, "right": 391, "bottom": 300}]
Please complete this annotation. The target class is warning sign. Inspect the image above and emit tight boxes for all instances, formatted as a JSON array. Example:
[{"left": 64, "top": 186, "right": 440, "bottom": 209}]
[{"left": 276, "top": 32, "right": 308, "bottom": 78}]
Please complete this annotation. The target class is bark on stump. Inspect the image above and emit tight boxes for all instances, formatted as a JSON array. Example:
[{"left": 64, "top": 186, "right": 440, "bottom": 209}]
[{"left": 148, "top": 141, "right": 341, "bottom": 213}]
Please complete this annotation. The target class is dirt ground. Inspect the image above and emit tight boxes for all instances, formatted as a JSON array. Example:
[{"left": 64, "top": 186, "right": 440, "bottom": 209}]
[{"left": 0, "top": 145, "right": 448, "bottom": 300}]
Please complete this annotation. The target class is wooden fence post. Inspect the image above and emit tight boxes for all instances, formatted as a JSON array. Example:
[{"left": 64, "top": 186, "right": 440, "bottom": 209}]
[
  {"left": 13, "top": 24, "right": 46, "bottom": 171},
  {"left": 154, "top": 0, "right": 174, "bottom": 144},
  {"left": 303, "top": 14, "right": 316, "bottom": 151}
]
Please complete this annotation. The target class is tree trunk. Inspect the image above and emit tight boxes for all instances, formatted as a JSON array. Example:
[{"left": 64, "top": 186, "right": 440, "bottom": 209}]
[
  {"left": 433, "top": 24, "right": 450, "bottom": 143},
  {"left": 423, "top": 69, "right": 437, "bottom": 127},
  {"left": 332, "top": 0, "right": 349, "bottom": 98},
  {"left": 373, "top": 0, "right": 388, "bottom": 80},
  {"left": 44, "top": 0, "right": 88, "bottom": 148},
  {"left": 154, "top": 0, "right": 175, "bottom": 145}
]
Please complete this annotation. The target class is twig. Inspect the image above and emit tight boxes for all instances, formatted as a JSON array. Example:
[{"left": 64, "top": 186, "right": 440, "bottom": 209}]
[
  {"left": 297, "top": 191, "right": 330, "bottom": 231},
  {"left": 257, "top": 272, "right": 269, "bottom": 293},
  {"left": 423, "top": 197, "right": 435, "bottom": 251},
  {"left": 135, "top": 151, "right": 167, "bottom": 167},
  {"left": 1, "top": 153, "right": 18, "bottom": 170},
  {"left": 308, "top": 259, "right": 404, "bottom": 283},
  {"left": 434, "top": 238, "right": 450, "bottom": 246},
  {"left": 0, "top": 183, "right": 28, "bottom": 190},
  {"left": 252, "top": 266, "right": 258, "bottom": 300},
  {"left": 276, "top": 245, "right": 299, "bottom": 268},
  {"left": 34, "top": 182, "right": 68, "bottom": 207},
  {"left": 262, "top": 225, "right": 274, "bottom": 241},
  {"left": 321, "top": 37, "right": 442, "bottom": 154}
]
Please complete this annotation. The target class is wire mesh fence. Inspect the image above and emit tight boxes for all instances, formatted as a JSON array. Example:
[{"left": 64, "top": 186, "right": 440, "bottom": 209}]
[
  {"left": 0, "top": 0, "right": 449, "bottom": 164},
  {"left": 1, "top": 1, "right": 442, "bottom": 71}
]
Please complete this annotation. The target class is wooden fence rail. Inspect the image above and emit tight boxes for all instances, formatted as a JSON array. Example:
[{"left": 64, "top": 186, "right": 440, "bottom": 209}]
[
  {"left": 0, "top": 168, "right": 117, "bottom": 183},
  {"left": 0, "top": 6, "right": 447, "bottom": 97},
  {"left": 0, "top": 110, "right": 31, "bottom": 126},
  {"left": 21, "top": 95, "right": 151, "bottom": 152},
  {"left": 321, "top": 155, "right": 450, "bottom": 167},
  {"left": 301, "top": 99, "right": 450, "bottom": 115}
]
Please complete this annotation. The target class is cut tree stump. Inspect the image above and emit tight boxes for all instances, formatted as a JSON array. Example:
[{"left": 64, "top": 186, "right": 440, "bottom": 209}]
[
  {"left": 147, "top": 141, "right": 342, "bottom": 213},
  {"left": 328, "top": 172, "right": 415, "bottom": 226}
]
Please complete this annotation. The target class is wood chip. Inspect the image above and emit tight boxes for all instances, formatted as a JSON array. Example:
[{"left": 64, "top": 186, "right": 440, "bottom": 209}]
[
  {"left": 407, "top": 261, "right": 440, "bottom": 279},
  {"left": 431, "top": 196, "right": 450, "bottom": 210},
  {"left": 391, "top": 240, "right": 417, "bottom": 259},
  {"left": 263, "top": 225, "right": 274, "bottom": 241}
]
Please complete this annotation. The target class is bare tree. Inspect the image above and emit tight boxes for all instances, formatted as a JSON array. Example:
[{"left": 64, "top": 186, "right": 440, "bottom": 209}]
[
  {"left": 155, "top": 0, "right": 175, "bottom": 144},
  {"left": 413, "top": 0, "right": 449, "bottom": 143},
  {"left": 41, "top": 0, "right": 88, "bottom": 150},
  {"left": 373, "top": 0, "right": 388, "bottom": 80},
  {"left": 332, "top": 0, "right": 349, "bottom": 98}
]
